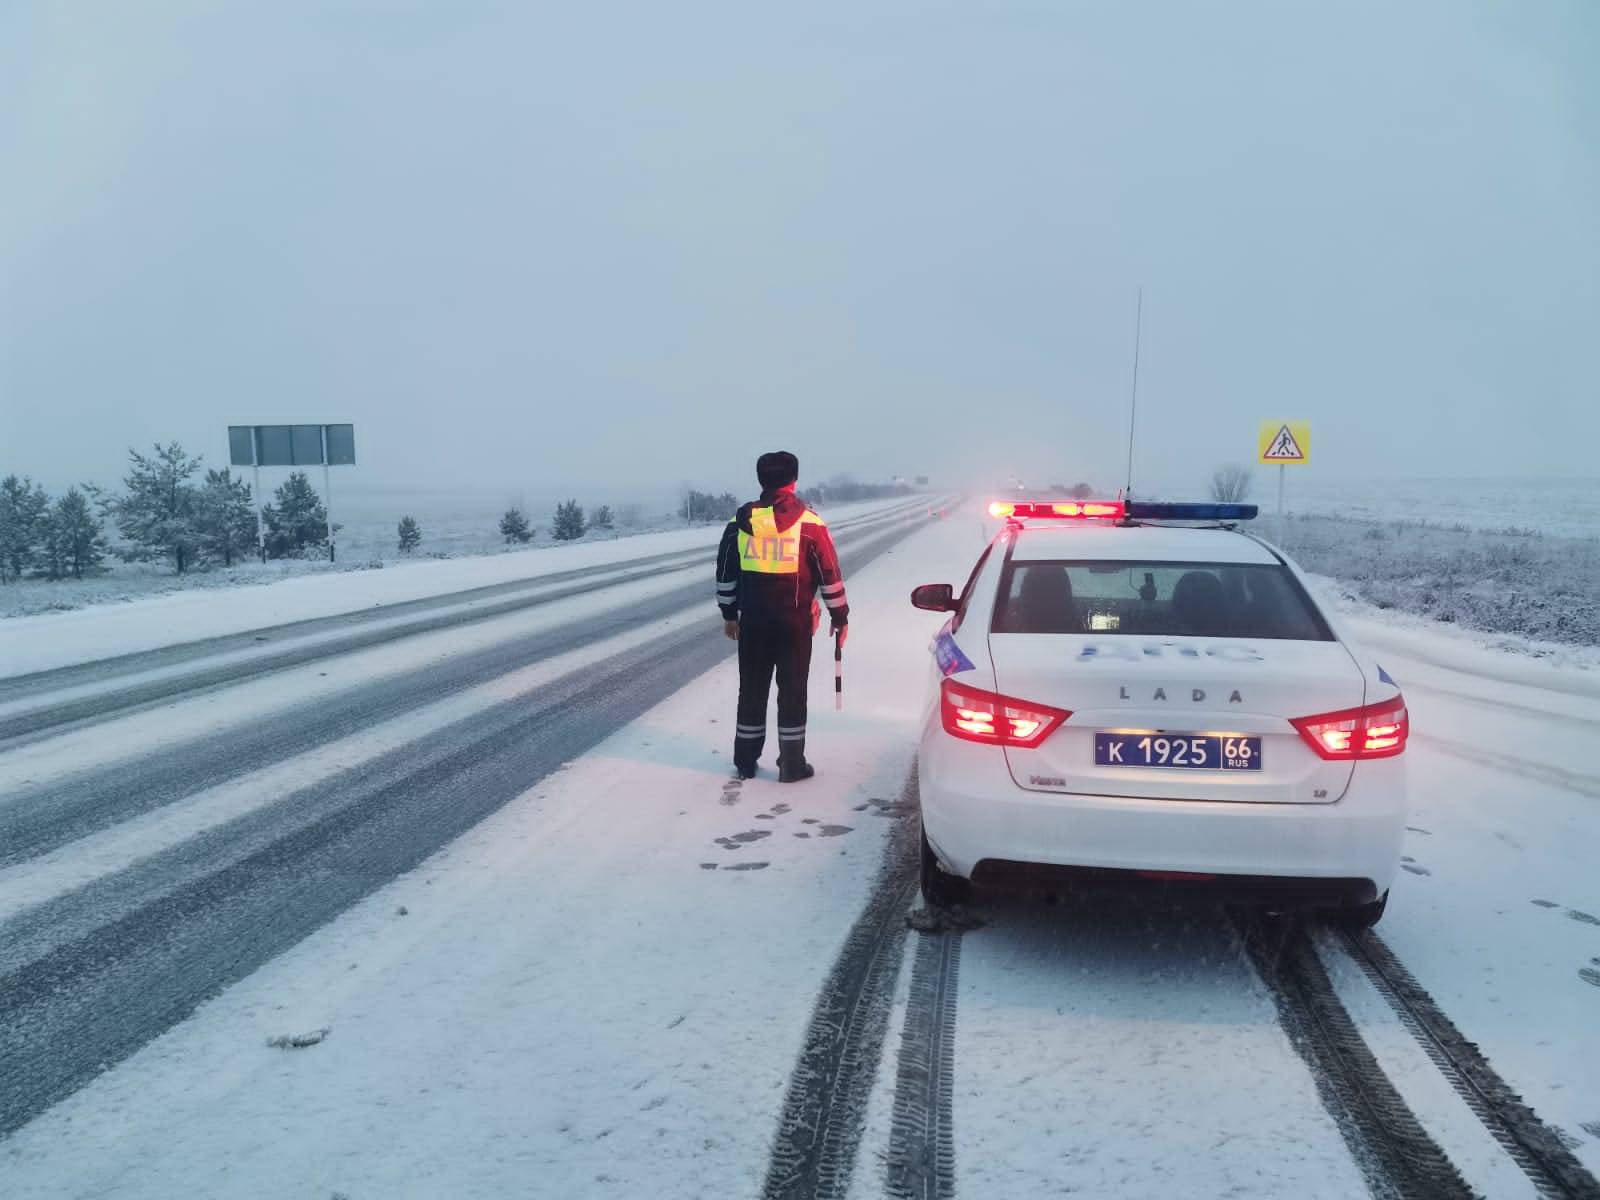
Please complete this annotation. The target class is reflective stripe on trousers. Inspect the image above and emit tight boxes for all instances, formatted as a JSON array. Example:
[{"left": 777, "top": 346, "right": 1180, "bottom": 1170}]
[{"left": 732, "top": 621, "right": 813, "bottom": 770}]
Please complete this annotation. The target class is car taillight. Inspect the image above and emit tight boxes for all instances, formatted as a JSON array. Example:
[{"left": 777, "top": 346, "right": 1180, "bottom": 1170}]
[
  {"left": 939, "top": 679, "right": 1070, "bottom": 748},
  {"left": 1291, "top": 696, "right": 1409, "bottom": 760}
]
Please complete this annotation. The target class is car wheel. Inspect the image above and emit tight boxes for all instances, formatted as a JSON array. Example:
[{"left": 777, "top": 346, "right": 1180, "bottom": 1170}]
[
  {"left": 1331, "top": 890, "right": 1388, "bottom": 931},
  {"left": 920, "top": 822, "right": 970, "bottom": 909}
]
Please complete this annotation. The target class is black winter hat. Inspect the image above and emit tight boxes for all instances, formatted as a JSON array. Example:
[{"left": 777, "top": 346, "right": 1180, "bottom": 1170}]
[{"left": 756, "top": 450, "right": 799, "bottom": 491}]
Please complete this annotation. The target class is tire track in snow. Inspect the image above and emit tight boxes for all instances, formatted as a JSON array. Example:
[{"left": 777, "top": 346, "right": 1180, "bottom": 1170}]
[
  {"left": 1411, "top": 733, "right": 1600, "bottom": 801},
  {"left": 1233, "top": 912, "right": 1476, "bottom": 1199},
  {"left": 761, "top": 772, "right": 919, "bottom": 1200},
  {"left": 885, "top": 924, "right": 961, "bottom": 1200},
  {"left": 1332, "top": 928, "right": 1600, "bottom": 1199}
]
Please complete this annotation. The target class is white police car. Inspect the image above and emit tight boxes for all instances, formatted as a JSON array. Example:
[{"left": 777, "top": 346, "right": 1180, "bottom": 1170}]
[{"left": 911, "top": 499, "right": 1407, "bottom": 928}]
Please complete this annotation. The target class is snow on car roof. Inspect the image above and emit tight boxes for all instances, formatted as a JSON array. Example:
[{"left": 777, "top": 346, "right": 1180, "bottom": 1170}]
[{"left": 1007, "top": 523, "right": 1280, "bottom": 564}]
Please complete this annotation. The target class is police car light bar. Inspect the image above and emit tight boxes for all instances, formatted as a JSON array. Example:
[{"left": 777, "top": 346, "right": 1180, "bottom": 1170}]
[
  {"left": 1123, "top": 502, "right": 1259, "bottom": 521},
  {"left": 988, "top": 500, "right": 1126, "bottom": 520}
]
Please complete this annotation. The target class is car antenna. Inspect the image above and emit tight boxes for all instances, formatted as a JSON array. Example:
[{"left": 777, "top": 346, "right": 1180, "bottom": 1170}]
[{"left": 1123, "top": 285, "right": 1142, "bottom": 502}]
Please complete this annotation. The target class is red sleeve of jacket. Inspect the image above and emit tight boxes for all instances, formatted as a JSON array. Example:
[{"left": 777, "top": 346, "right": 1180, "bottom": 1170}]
[{"left": 806, "top": 516, "right": 849, "bottom": 624}]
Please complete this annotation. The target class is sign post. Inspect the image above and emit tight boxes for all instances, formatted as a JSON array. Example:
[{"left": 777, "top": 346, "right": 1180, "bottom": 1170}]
[
  {"left": 229, "top": 424, "right": 356, "bottom": 562},
  {"left": 1257, "top": 421, "right": 1310, "bottom": 546}
]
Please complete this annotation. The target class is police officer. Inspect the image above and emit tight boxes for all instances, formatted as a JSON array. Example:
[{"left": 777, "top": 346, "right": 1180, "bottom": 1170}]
[{"left": 716, "top": 451, "right": 849, "bottom": 781}]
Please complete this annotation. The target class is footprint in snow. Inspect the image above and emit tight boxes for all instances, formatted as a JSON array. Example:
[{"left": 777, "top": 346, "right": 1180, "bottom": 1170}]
[
  {"left": 1580, "top": 968, "right": 1600, "bottom": 989},
  {"left": 1406, "top": 825, "right": 1432, "bottom": 835},
  {"left": 1532, "top": 899, "right": 1561, "bottom": 909},
  {"left": 1401, "top": 863, "right": 1431, "bottom": 877},
  {"left": 863, "top": 796, "right": 917, "bottom": 818},
  {"left": 1567, "top": 909, "right": 1600, "bottom": 926},
  {"left": 816, "top": 825, "right": 852, "bottom": 838},
  {"left": 714, "top": 830, "right": 772, "bottom": 850},
  {"left": 722, "top": 861, "right": 770, "bottom": 871}
]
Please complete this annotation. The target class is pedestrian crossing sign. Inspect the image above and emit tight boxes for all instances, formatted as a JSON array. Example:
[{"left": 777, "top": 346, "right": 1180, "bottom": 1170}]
[{"left": 1259, "top": 421, "right": 1311, "bottom": 464}]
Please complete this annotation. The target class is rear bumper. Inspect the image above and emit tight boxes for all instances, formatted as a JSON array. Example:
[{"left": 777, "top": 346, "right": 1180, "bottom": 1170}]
[{"left": 918, "top": 722, "right": 1405, "bottom": 902}]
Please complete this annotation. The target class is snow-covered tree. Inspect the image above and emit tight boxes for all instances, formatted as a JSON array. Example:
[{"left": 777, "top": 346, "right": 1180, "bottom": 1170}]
[
  {"left": 262, "top": 471, "right": 329, "bottom": 559},
  {"left": 552, "top": 500, "right": 586, "bottom": 541},
  {"left": 499, "top": 505, "right": 532, "bottom": 544},
  {"left": 0, "top": 474, "right": 51, "bottom": 583},
  {"left": 43, "top": 488, "right": 109, "bottom": 579},
  {"left": 592, "top": 504, "right": 614, "bottom": 531},
  {"left": 114, "top": 443, "right": 203, "bottom": 573},
  {"left": 397, "top": 515, "right": 421, "bottom": 553},
  {"left": 196, "top": 469, "right": 259, "bottom": 566}
]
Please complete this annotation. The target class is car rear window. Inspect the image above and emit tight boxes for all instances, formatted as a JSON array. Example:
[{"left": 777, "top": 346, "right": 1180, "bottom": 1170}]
[{"left": 990, "top": 560, "right": 1334, "bottom": 640}]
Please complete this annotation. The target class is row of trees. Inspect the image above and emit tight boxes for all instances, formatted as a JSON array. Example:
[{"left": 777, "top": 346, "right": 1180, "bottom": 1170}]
[
  {"left": 112, "top": 444, "right": 334, "bottom": 569},
  {"left": 499, "top": 501, "right": 615, "bottom": 545},
  {"left": 1, "top": 443, "right": 337, "bottom": 581},
  {"left": 680, "top": 490, "right": 740, "bottom": 524},
  {"left": 0, "top": 477, "right": 110, "bottom": 581}
]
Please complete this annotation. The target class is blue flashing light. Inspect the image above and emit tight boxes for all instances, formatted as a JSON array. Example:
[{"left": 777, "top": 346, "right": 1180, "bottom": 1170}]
[{"left": 1125, "top": 502, "right": 1258, "bottom": 521}]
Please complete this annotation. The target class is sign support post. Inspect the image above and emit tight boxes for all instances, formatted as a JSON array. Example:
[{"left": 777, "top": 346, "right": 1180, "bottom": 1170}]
[
  {"left": 1277, "top": 463, "right": 1286, "bottom": 547},
  {"left": 228, "top": 424, "right": 355, "bottom": 564},
  {"left": 1257, "top": 420, "right": 1310, "bottom": 548},
  {"left": 321, "top": 426, "right": 335, "bottom": 562},
  {"left": 253, "top": 462, "right": 266, "bottom": 562}
]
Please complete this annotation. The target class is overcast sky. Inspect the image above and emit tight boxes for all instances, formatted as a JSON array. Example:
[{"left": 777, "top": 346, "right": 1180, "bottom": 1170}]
[{"left": 3, "top": 0, "right": 1596, "bottom": 501}]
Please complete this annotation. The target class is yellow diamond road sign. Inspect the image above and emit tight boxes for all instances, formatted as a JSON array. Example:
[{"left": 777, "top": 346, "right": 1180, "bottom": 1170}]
[{"left": 1259, "top": 421, "right": 1310, "bottom": 464}]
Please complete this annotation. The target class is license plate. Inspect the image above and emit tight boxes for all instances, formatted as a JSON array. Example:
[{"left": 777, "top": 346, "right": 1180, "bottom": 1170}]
[{"left": 1094, "top": 733, "right": 1262, "bottom": 771}]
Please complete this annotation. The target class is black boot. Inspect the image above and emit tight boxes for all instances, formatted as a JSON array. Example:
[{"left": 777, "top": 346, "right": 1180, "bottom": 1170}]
[{"left": 777, "top": 739, "right": 814, "bottom": 783}]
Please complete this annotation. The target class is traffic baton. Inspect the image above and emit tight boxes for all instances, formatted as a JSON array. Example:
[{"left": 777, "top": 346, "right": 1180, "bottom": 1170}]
[{"left": 834, "top": 626, "right": 844, "bottom": 710}]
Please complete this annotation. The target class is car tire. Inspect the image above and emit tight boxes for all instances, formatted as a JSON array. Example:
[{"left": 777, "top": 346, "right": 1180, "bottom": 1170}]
[
  {"left": 1331, "top": 890, "right": 1388, "bottom": 931},
  {"left": 920, "top": 822, "right": 971, "bottom": 909}
]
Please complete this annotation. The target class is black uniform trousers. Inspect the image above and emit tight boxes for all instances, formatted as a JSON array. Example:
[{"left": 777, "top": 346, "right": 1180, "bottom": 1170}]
[{"left": 733, "top": 618, "right": 812, "bottom": 772}]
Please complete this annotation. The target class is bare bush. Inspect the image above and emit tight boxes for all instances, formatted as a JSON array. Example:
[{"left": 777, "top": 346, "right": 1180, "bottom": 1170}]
[{"left": 1210, "top": 465, "right": 1253, "bottom": 503}]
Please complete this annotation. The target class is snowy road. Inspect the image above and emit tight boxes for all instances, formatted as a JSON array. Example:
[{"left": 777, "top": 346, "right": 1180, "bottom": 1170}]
[
  {"left": 1, "top": 505, "right": 1598, "bottom": 1199},
  {"left": 0, "top": 503, "right": 926, "bottom": 1142}
]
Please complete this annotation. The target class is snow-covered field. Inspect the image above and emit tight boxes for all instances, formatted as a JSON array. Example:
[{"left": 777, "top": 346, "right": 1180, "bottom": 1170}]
[
  {"left": 1285, "top": 515, "right": 1600, "bottom": 647},
  {"left": 1286, "top": 476, "right": 1600, "bottom": 540},
  {"left": 2, "top": 501, "right": 1597, "bottom": 1197}
]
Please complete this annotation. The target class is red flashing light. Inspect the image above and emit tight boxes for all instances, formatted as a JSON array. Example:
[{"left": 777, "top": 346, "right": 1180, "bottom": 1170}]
[
  {"left": 939, "top": 679, "right": 1071, "bottom": 748},
  {"left": 1291, "top": 697, "right": 1409, "bottom": 760},
  {"left": 988, "top": 500, "right": 1125, "bottom": 522}
]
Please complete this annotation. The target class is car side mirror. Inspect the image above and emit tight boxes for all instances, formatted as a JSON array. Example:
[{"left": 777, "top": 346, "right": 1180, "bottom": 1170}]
[{"left": 910, "top": 583, "right": 956, "bottom": 612}]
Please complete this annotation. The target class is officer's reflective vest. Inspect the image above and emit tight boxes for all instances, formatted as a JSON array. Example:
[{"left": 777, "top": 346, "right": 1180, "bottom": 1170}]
[{"left": 738, "top": 506, "right": 825, "bottom": 575}]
